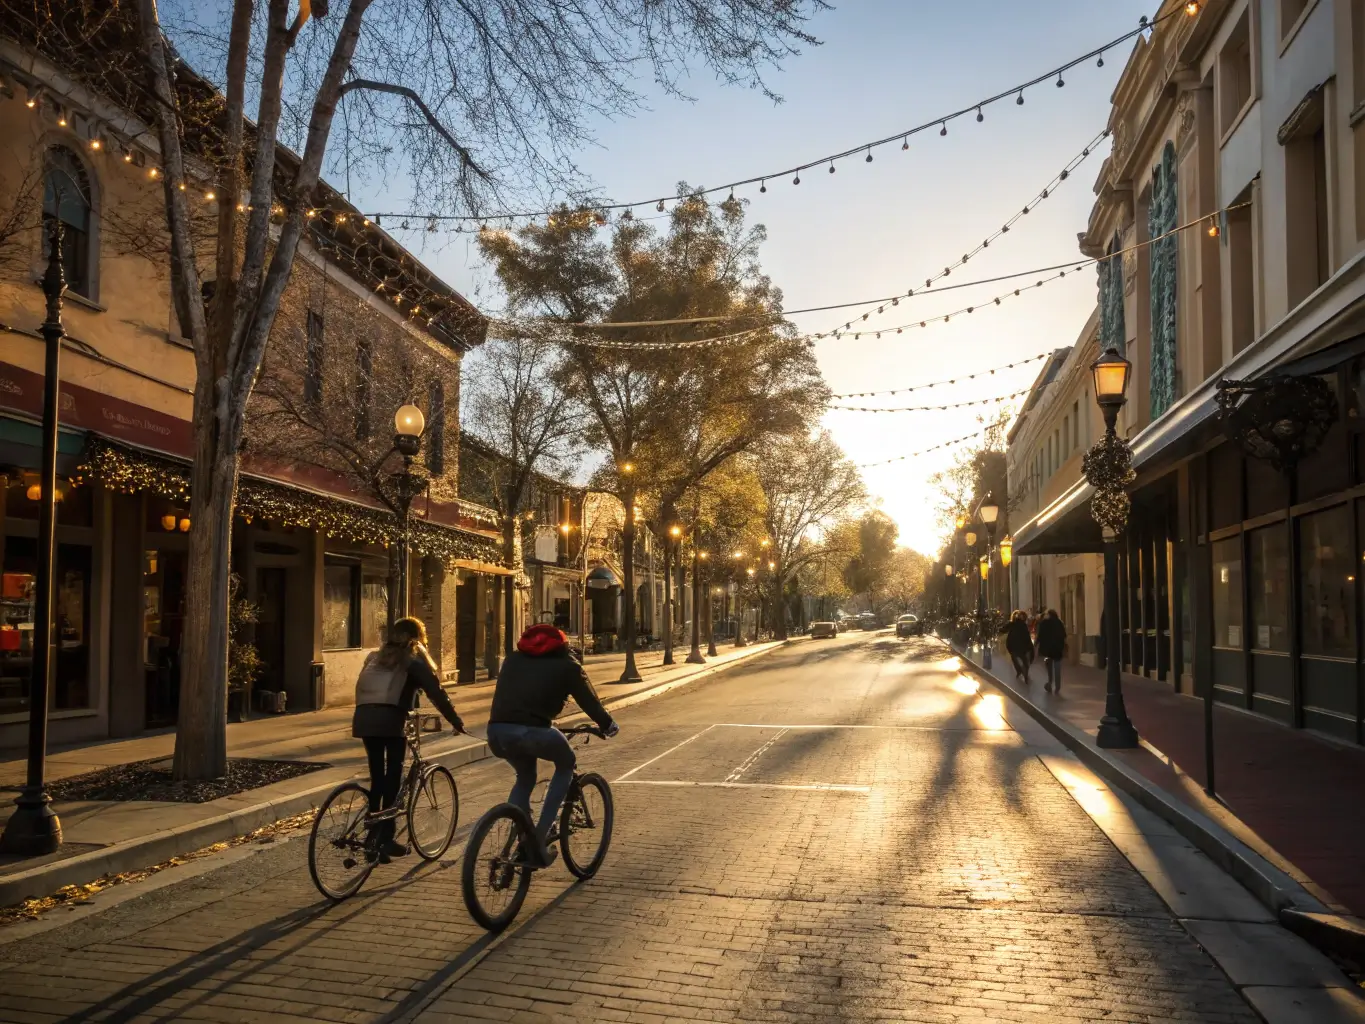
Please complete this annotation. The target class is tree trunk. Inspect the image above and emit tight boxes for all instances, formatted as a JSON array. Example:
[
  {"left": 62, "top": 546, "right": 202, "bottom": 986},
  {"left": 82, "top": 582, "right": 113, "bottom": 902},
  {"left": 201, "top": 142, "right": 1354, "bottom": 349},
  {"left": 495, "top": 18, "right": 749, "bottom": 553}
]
[
  {"left": 661, "top": 539, "right": 674, "bottom": 665},
  {"left": 503, "top": 514, "right": 517, "bottom": 656},
  {"left": 619, "top": 487, "right": 641, "bottom": 681},
  {"left": 171, "top": 408, "right": 237, "bottom": 780},
  {"left": 773, "top": 558, "right": 789, "bottom": 641}
]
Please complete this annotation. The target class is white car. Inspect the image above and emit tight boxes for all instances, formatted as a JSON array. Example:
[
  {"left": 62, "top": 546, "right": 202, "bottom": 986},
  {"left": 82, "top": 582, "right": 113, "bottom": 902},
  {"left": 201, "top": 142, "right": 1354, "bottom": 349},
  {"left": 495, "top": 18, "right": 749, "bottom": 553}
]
[{"left": 810, "top": 621, "right": 838, "bottom": 639}]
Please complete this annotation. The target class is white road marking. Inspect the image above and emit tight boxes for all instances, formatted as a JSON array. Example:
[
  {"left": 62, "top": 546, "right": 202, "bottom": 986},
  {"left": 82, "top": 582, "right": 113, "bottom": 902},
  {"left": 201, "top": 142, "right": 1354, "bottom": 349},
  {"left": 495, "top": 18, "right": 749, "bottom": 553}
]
[
  {"left": 724, "top": 728, "right": 789, "bottom": 783},
  {"left": 613, "top": 725, "right": 716, "bottom": 782},
  {"left": 615, "top": 780, "right": 871, "bottom": 793},
  {"left": 712, "top": 723, "right": 945, "bottom": 730}
]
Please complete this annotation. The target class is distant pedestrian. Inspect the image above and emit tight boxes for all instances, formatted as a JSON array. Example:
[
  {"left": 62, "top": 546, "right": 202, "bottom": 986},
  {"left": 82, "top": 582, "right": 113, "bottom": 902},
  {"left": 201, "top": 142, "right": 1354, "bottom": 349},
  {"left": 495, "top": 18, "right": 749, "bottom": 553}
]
[
  {"left": 1004, "top": 610, "right": 1034, "bottom": 683},
  {"left": 1036, "top": 609, "right": 1067, "bottom": 693}
]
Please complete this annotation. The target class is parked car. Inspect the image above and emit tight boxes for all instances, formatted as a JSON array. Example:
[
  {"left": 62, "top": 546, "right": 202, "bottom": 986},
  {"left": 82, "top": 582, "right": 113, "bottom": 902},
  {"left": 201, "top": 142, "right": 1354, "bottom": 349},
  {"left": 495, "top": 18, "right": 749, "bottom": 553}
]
[
  {"left": 858, "top": 613, "right": 879, "bottom": 630},
  {"left": 810, "top": 621, "right": 838, "bottom": 639},
  {"left": 895, "top": 614, "right": 921, "bottom": 638},
  {"left": 834, "top": 618, "right": 849, "bottom": 633}
]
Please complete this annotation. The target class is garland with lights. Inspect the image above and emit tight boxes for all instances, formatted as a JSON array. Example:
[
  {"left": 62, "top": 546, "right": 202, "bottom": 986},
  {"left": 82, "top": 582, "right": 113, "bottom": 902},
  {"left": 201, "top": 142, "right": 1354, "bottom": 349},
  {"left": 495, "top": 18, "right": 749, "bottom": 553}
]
[
  {"left": 1080, "top": 431, "right": 1136, "bottom": 534},
  {"left": 830, "top": 352, "right": 1050, "bottom": 399},
  {"left": 77, "top": 439, "right": 503, "bottom": 567}
]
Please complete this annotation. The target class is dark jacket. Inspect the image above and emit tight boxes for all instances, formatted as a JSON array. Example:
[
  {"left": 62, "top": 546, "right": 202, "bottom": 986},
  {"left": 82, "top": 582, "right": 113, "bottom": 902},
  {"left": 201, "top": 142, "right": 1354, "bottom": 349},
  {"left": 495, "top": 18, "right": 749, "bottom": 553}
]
[
  {"left": 1005, "top": 620, "right": 1034, "bottom": 657},
  {"left": 490, "top": 647, "right": 614, "bottom": 732},
  {"left": 352, "top": 644, "right": 463, "bottom": 738},
  {"left": 1036, "top": 616, "right": 1067, "bottom": 660}
]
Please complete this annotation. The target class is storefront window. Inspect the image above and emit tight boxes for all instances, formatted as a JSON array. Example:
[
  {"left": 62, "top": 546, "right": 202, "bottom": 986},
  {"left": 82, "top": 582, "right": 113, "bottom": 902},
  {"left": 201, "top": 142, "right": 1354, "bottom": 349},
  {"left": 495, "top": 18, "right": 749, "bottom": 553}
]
[
  {"left": 1248, "top": 526, "right": 1290, "bottom": 652},
  {"left": 1, "top": 539, "right": 92, "bottom": 715},
  {"left": 323, "top": 560, "right": 359, "bottom": 649},
  {"left": 361, "top": 572, "right": 388, "bottom": 647},
  {"left": 1299, "top": 505, "right": 1355, "bottom": 658},
  {"left": 1211, "top": 537, "right": 1243, "bottom": 649}
]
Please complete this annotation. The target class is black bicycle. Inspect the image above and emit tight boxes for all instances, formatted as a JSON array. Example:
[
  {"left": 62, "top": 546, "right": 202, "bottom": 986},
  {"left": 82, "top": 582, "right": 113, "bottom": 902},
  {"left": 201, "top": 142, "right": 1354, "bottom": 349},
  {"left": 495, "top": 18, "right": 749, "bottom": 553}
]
[
  {"left": 460, "top": 724, "right": 614, "bottom": 931},
  {"left": 308, "top": 711, "right": 460, "bottom": 900}
]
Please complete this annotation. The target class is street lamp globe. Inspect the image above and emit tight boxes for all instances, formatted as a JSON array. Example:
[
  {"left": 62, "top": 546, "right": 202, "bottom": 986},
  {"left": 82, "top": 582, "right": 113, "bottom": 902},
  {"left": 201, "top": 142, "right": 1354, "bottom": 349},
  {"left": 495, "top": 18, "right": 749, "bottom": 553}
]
[
  {"left": 746, "top": 567, "right": 755, "bottom": 577},
  {"left": 979, "top": 554, "right": 989, "bottom": 579},
  {"left": 669, "top": 524, "right": 682, "bottom": 539},
  {"left": 394, "top": 403, "right": 425, "bottom": 437},
  {"left": 964, "top": 529, "right": 978, "bottom": 548},
  {"left": 999, "top": 535, "right": 1013, "bottom": 566},
  {"left": 1091, "top": 345, "right": 1132, "bottom": 410},
  {"left": 944, "top": 563, "right": 954, "bottom": 577},
  {"left": 978, "top": 492, "right": 1000, "bottom": 526}
]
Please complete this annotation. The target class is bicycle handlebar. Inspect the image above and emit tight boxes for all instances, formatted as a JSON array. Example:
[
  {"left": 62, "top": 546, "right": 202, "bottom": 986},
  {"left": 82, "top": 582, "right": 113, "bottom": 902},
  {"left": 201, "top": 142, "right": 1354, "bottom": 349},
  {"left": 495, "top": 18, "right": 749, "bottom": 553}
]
[{"left": 560, "top": 723, "right": 606, "bottom": 738}]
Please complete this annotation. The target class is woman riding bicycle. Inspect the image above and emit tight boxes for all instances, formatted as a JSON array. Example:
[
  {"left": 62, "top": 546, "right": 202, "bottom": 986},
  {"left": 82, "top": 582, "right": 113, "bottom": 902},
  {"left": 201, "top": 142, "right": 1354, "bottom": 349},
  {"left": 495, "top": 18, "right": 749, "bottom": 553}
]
[
  {"left": 352, "top": 616, "right": 464, "bottom": 863},
  {"left": 487, "top": 624, "right": 618, "bottom": 867}
]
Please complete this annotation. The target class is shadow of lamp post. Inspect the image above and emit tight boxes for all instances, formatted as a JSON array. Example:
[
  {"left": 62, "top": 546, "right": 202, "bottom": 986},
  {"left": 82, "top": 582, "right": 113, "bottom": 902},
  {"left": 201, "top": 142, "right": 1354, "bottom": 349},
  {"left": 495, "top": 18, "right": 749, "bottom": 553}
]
[
  {"left": 1, "top": 221, "right": 67, "bottom": 856},
  {"left": 977, "top": 492, "right": 1000, "bottom": 669},
  {"left": 1082, "top": 345, "right": 1139, "bottom": 748}
]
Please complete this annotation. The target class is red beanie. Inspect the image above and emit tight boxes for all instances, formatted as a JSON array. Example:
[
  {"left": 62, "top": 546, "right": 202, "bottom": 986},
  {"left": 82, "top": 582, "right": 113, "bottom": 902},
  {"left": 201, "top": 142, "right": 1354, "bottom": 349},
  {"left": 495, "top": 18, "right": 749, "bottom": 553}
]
[{"left": 518, "top": 623, "right": 568, "bottom": 657}]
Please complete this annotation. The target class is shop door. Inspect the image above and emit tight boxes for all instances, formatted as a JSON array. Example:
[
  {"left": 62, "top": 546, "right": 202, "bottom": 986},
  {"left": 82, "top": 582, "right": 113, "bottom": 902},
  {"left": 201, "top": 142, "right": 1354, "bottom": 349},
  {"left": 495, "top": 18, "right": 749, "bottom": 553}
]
[
  {"left": 456, "top": 577, "right": 478, "bottom": 683},
  {"left": 144, "top": 549, "right": 186, "bottom": 728},
  {"left": 255, "top": 568, "right": 287, "bottom": 698}
]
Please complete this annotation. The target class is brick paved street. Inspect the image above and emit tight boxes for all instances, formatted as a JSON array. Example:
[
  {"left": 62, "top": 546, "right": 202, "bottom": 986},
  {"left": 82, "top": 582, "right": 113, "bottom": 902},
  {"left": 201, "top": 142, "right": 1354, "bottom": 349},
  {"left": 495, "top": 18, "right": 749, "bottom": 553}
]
[{"left": 0, "top": 634, "right": 1273, "bottom": 1022}]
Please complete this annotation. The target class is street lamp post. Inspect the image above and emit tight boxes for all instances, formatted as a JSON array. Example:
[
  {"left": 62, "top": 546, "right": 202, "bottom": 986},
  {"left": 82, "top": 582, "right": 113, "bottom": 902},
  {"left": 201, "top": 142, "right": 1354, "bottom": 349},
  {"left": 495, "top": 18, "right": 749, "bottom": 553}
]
[
  {"left": 387, "top": 404, "right": 428, "bottom": 624},
  {"left": 1083, "top": 345, "right": 1139, "bottom": 749},
  {"left": 732, "top": 551, "right": 747, "bottom": 647},
  {"left": 977, "top": 493, "right": 1000, "bottom": 670},
  {"left": 1, "top": 222, "right": 67, "bottom": 856}
]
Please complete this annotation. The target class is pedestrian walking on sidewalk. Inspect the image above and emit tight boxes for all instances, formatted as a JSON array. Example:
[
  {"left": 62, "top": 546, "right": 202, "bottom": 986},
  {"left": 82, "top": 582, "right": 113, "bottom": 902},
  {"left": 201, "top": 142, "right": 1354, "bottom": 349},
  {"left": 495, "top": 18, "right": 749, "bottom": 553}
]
[
  {"left": 352, "top": 617, "right": 465, "bottom": 863},
  {"left": 1036, "top": 609, "right": 1067, "bottom": 694},
  {"left": 1005, "top": 610, "right": 1034, "bottom": 682}
]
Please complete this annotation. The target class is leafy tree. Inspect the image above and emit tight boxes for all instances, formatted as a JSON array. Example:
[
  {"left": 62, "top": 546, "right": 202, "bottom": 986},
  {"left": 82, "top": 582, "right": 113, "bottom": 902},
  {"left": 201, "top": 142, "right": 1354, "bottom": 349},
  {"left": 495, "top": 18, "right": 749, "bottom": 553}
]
[
  {"left": 842, "top": 510, "right": 899, "bottom": 613},
  {"left": 881, "top": 548, "right": 934, "bottom": 618},
  {"left": 756, "top": 430, "right": 864, "bottom": 639},
  {"left": 480, "top": 193, "right": 824, "bottom": 676},
  {"left": 3, "top": 0, "right": 824, "bottom": 777}
]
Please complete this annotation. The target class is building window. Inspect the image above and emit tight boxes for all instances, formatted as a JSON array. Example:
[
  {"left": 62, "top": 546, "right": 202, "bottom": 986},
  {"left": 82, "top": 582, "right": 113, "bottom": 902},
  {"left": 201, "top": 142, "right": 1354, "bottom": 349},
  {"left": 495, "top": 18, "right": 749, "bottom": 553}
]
[
  {"left": 1299, "top": 505, "right": 1355, "bottom": 658},
  {"left": 426, "top": 379, "right": 445, "bottom": 475},
  {"left": 1279, "top": 0, "right": 1310, "bottom": 40},
  {"left": 1219, "top": 11, "right": 1254, "bottom": 135},
  {"left": 42, "top": 146, "right": 94, "bottom": 299},
  {"left": 323, "top": 557, "right": 389, "bottom": 650},
  {"left": 1212, "top": 537, "right": 1243, "bottom": 649},
  {"left": 305, "top": 310, "right": 325, "bottom": 407},
  {"left": 1099, "top": 233, "right": 1126, "bottom": 354},
  {"left": 323, "top": 560, "right": 359, "bottom": 649},
  {"left": 1248, "top": 526, "right": 1290, "bottom": 652},
  {"left": 1285, "top": 91, "right": 1328, "bottom": 307},
  {"left": 1227, "top": 184, "right": 1257, "bottom": 353},
  {"left": 355, "top": 339, "right": 373, "bottom": 440}
]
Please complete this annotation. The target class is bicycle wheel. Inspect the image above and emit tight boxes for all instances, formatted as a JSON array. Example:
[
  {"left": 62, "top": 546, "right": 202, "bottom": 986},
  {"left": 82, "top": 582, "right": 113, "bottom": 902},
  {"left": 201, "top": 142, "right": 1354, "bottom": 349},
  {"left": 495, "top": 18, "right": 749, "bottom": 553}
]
[
  {"left": 408, "top": 764, "right": 459, "bottom": 860},
  {"left": 461, "top": 804, "right": 533, "bottom": 932},
  {"left": 309, "top": 782, "right": 375, "bottom": 901},
  {"left": 560, "top": 772, "right": 613, "bottom": 880}
]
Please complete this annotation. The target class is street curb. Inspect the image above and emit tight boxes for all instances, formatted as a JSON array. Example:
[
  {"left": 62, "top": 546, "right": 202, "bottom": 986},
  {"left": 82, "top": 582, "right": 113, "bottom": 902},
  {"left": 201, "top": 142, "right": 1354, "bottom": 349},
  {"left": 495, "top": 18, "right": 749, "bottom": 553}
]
[
  {"left": 947, "top": 642, "right": 1333, "bottom": 920},
  {"left": 0, "top": 638, "right": 793, "bottom": 910}
]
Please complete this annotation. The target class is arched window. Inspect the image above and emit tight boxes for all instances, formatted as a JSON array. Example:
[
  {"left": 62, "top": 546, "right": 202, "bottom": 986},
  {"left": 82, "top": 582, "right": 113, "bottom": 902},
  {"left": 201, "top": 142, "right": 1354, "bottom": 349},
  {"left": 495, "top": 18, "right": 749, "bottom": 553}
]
[{"left": 42, "top": 146, "right": 94, "bottom": 298}]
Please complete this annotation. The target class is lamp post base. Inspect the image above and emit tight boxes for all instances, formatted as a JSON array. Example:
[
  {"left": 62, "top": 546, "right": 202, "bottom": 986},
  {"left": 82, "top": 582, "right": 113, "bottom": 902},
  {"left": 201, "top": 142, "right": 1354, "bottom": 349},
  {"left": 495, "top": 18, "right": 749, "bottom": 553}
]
[
  {"left": 0, "top": 787, "right": 62, "bottom": 855},
  {"left": 1096, "top": 715, "right": 1139, "bottom": 749}
]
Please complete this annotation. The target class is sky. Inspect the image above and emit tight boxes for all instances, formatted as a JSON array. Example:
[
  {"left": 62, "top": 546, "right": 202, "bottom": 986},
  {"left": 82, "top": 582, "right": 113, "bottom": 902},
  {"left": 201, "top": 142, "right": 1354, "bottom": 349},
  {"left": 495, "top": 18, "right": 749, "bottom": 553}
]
[{"left": 346, "top": 0, "right": 1153, "bottom": 556}]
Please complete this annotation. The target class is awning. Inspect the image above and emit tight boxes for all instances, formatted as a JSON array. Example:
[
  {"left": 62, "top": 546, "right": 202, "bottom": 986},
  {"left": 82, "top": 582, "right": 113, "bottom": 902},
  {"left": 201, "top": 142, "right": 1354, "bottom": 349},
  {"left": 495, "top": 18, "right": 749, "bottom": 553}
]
[
  {"left": 1015, "top": 251, "right": 1365, "bottom": 557},
  {"left": 451, "top": 559, "right": 515, "bottom": 576},
  {"left": 586, "top": 566, "right": 620, "bottom": 590}
]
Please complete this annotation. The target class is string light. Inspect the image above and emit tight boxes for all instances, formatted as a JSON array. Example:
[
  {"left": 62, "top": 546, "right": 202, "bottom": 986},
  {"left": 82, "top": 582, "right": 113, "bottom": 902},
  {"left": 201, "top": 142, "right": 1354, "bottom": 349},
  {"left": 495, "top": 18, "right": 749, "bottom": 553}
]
[
  {"left": 830, "top": 386, "right": 1037, "bottom": 414},
  {"left": 856, "top": 426, "right": 997, "bottom": 468},
  {"left": 821, "top": 128, "right": 1108, "bottom": 336},
  {"left": 829, "top": 352, "right": 1051, "bottom": 399}
]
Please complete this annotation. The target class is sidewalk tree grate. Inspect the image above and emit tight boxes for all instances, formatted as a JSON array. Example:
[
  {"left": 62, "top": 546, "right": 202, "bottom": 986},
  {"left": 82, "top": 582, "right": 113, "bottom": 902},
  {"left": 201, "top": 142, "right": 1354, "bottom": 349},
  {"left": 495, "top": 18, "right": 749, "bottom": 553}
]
[{"left": 46, "top": 757, "right": 330, "bottom": 804}]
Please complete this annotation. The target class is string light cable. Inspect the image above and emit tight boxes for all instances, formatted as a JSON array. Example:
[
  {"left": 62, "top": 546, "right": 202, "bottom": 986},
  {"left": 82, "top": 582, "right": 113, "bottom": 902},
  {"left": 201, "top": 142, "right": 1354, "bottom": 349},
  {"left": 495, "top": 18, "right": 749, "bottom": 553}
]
[
  {"left": 855, "top": 425, "right": 1000, "bottom": 468},
  {"left": 823, "top": 126, "right": 1109, "bottom": 337},
  {"left": 353, "top": 9, "right": 1190, "bottom": 228},
  {"left": 829, "top": 352, "right": 1051, "bottom": 399},
  {"left": 830, "top": 384, "right": 1041, "bottom": 414}
]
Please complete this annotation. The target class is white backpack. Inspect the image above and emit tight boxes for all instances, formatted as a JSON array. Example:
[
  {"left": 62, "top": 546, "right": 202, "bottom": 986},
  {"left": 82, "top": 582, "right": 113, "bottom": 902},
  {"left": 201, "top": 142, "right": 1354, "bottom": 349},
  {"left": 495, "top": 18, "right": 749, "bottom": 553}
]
[{"left": 354, "top": 652, "right": 409, "bottom": 706}]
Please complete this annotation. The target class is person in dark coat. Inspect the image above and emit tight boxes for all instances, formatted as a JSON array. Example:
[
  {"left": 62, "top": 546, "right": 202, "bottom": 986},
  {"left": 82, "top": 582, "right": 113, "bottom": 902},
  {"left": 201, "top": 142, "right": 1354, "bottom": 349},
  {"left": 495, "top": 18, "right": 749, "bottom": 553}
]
[
  {"left": 352, "top": 617, "right": 464, "bottom": 862},
  {"left": 1004, "top": 610, "right": 1034, "bottom": 682},
  {"left": 487, "top": 624, "right": 618, "bottom": 866},
  {"left": 1036, "top": 608, "right": 1067, "bottom": 693}
]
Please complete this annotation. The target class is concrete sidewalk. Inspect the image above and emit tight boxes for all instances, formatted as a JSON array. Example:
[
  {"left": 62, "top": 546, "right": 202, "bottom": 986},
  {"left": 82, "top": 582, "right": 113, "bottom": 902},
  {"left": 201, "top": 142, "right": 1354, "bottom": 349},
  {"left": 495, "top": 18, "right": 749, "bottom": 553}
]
[{"left": 0, "top": 639, "right": 789, "bottom": 906}]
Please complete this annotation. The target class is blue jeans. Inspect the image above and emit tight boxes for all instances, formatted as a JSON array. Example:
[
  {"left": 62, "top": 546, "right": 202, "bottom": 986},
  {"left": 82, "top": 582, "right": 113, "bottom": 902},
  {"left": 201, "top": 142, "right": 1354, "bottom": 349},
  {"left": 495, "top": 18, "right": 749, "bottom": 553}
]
[{"left": 485, "top": 723, "right": 576, "bottom": 845}]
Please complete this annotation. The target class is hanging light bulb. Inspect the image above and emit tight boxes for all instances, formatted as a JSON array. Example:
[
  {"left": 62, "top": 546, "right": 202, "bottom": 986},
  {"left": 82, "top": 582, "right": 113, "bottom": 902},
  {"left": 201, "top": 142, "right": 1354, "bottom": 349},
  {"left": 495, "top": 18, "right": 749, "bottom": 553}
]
[
  {"left": 828, "top": 161, "right": 835, "bottom": 174},
  {"left": 657, "top": 200, "right": 665, "bottom": 212},
  {"left": 1097, "top": 54, "right": 1105, "bottom": 67},
  {"left": 759, "top": 180, "right": 767, "bottom": 193},
  {"left": 976, "top": 106, "right": 983, "bottom": 123},
  {"left": 793, "top": 173, "right": 800, "bottom": 185},
  {"left": 1185, "top": 1, "right": 1200, "bottom": 13},
  {"left": 901, "top": 137, "right": 908, "bottom": 150},
  {"left": 865, "top": 148, "right": 873, "bottom": 163},
  {"left": 1016, "top": 91, "right": 1025, "bottom": 105},
  {"left": 1056, "top": 73, "right": 1065, "bottom": 87},
  {"left": 939, "top": 122, "right": 947, "bottom": 136}
]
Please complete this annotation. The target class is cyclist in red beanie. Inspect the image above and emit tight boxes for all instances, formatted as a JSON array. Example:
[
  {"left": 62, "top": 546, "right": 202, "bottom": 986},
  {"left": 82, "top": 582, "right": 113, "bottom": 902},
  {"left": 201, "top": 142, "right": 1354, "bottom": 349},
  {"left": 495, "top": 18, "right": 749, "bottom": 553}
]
[{"left": 486, "top": 624, "right": 618, "bottom": 866}]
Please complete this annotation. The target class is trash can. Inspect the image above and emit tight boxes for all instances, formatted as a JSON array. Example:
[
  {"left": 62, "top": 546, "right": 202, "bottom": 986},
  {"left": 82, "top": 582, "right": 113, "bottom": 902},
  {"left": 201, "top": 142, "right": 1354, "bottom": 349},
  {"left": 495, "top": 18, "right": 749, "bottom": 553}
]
[{"left": 310, "top": 661, "right": 325, "bottom": 710}]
